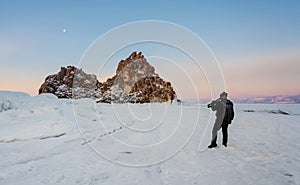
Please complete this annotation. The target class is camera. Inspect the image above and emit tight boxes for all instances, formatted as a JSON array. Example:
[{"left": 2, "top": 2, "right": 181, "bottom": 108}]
[
  {"left": 207, "top": 99, "right": 219, "bottom": 109},
  {"left": 207, "top": 103, "right": 212, "bottom": 108}
]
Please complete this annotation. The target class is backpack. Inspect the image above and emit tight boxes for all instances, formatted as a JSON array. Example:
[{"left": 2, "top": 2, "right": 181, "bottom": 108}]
[{"left": 225, "top": 100, "right": 234, "bottom": 123}]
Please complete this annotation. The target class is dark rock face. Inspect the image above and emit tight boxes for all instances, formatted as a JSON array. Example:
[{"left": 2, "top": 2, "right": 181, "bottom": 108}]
[
  {"left": 39, "top": 66, "right": 100, "bottom": 99},
  {"left": 129, "top": 76, "right": 175, "bottom": 103},
  {"left": 39, "top": 52, "right": 176, "bottom": 103}
]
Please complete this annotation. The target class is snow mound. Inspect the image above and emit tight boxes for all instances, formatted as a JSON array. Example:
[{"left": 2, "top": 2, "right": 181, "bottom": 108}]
[
  {"left": 0, "top": 92, "right": 67, "bottom": 143},
  {"left": 0, "top": 91, "right": 31, "bottom": 112},
  {"left": 0, "top": 98, "right": 15, "bottom": 112}
]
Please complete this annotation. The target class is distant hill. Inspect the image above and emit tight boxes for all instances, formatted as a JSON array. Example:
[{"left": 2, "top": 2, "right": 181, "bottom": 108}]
[{"left": 233, "top": 95, "right": 300, "bottom": 104}]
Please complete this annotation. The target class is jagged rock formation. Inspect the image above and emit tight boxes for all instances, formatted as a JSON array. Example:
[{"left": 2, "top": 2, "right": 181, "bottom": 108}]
[
  {"left": 39, "top": 66, "right": 101, "bottom": 99},
  {"left": 39, "top": 52, "right": 176, "bottom": 103}
]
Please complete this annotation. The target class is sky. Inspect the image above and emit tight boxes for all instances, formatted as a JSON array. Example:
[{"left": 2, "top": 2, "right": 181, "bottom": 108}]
[{"left": 0, "top": 0, "right": 299, "bottom": 100}]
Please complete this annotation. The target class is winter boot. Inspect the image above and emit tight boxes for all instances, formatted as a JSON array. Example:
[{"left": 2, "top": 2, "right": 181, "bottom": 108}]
[{"left": 208, "top": 143, "right": 218, "bottom": 148}]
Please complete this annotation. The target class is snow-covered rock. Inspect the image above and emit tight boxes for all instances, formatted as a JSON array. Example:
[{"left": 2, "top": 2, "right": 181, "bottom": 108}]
[
  {"left": 39, "top": 66, "right": 101, "bottom": 99},
  {"left": 39, "top": 52, "right": 176, "bottom": 103}
]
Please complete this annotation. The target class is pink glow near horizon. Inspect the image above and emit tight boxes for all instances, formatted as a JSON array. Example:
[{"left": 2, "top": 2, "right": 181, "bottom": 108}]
[{"left": 1, "top": 50, "right": 299, "bottom": 99}]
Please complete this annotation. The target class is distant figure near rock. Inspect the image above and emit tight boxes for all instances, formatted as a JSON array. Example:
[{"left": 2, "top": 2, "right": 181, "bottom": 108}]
[{"left": 39, "top": 52, "right": 176, "bottom": 103}]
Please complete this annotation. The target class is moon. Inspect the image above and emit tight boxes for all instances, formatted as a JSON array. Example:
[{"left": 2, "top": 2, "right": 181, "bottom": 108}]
[{"left": 63, "top": 28, "right": 67, "bottom": 33}]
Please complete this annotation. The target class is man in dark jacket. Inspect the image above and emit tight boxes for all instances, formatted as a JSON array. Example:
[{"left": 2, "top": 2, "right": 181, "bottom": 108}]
[{"left": 207, "top": 91, "right": 234, "bottom": 148}]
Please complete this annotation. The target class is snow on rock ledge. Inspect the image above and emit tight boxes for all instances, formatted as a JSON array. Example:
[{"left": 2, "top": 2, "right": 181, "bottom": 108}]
[{"left": 39, "top": 51, "right": 176, "bottom": 103}]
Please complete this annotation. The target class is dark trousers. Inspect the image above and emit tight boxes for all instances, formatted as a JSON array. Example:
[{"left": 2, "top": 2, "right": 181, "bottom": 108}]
[{"left": 211, "top": 122, "right": 228, "bottom": 145}]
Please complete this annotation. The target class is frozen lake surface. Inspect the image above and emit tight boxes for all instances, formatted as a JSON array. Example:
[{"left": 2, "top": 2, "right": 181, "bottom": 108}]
[{"left": 0, "top": 91, "right": 299, "bottom": 185}]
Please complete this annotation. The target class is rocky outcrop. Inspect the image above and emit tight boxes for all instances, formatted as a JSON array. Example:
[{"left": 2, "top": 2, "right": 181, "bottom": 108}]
[
  {"left": 39, "top": 52, "right": 176, "bottom": 103},
  {"left": 39, "top": 66, "right": 101, "bottom": 99},
  {"left": 129, "top": 76, "right": 175, "bottom": 103}
]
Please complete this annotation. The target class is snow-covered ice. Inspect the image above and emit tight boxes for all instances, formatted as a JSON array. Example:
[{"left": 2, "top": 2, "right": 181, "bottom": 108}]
[{"left": 0, "top": 91, "right": 299, "bottom": 185}]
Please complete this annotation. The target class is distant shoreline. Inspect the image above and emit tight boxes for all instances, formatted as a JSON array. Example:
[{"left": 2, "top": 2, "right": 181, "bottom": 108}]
[{"left": 1, "top": 91, "right": 300, "bottom": 104}]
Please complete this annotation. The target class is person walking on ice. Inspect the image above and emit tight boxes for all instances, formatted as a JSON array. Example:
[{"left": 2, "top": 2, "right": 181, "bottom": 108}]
[{"left": 207, "top": 91, "right": 234, "bottom": 148}]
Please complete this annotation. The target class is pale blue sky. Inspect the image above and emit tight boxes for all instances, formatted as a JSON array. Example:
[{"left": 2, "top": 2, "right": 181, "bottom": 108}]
[{"left": 0, "top": 0, "right": 299, "bottom": 98}]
